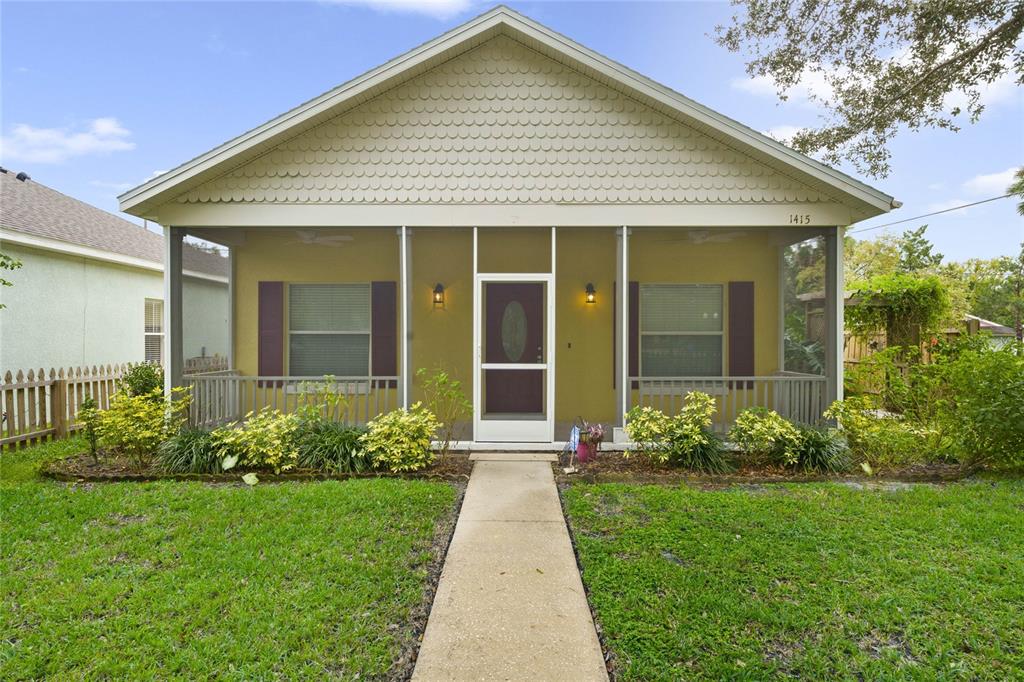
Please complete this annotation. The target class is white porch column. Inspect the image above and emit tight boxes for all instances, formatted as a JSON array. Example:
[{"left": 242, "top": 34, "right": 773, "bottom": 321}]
[
  {"left": 226, "top": 245, "right": 235, "bottom": 371},
  {"left": 164, "top": 226, "right": 185, "bottom": 394},
  {"left": 399, "top": 226, "right": 410, "bottom": 409},
  {"left": 618, "top": 226, "right": 629, "bottom": 426},
  {"left": 824, "top": 226, "right": 844, "bottom": 405}
]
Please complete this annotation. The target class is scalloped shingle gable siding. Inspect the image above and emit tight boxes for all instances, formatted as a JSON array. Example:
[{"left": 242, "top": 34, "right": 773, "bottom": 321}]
[{"left": 180, "top": 36, "right": 827, "bottom": 206}]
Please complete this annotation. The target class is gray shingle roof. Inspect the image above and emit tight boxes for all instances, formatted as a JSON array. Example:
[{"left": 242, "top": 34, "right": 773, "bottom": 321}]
[{"left": 0, "top": 171, "right": 228, "bottom": 278}]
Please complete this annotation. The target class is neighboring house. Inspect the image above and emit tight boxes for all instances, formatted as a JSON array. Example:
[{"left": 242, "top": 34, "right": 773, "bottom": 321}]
[
  {"left": 0, "top": 170, "right": 229, "bottom": 372},
  {"left": 118, "top": 6, "right": 896, "bottom": 443},
  {"left": 963, "top": 315, "right": 1017, "bottom": 348}
]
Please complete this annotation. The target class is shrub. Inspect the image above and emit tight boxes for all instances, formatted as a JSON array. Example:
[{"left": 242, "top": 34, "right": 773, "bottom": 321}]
[
  {"left": 416, "top": 367, "right": 471, "bottom": 456},
  {"left": 939, "top": 342, "right": 1024, "bottom": 468},
  {"left": 625, "top": 392, "right": 731, "bottom": 473},
  {"left": 97, "top": 388, "right": 191, "bottom": 468},
  {"left": 121, "top": 363, "right": 164, "bottom": 398},
  {"left": 158, "top": 428, "right": 223, "bottom": 473},
  {"left": 793, "top": 425, "right": 850, "bottom": 473},
  {"left": 295, "top": 420, "right": 373, "bottom": 473},
  {"left": 360, "top": 402, "right": 440, "bottom": 473},
  {"left": 729, "top": 407, "right": 801, "bottom": 466},
  {"left": 78, "top": 396, "right": 101, "bottom": 463},
  {"left": 211, "top": 408, "right": 299, "bottom": 473},
  {"left": 824, "top": 396, "right": 938, "bottom": 467}
]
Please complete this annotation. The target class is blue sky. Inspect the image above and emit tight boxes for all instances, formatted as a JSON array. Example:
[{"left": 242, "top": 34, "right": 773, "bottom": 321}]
[{"left": 2, "top": 0, "right": 1021, "bottom": 260}]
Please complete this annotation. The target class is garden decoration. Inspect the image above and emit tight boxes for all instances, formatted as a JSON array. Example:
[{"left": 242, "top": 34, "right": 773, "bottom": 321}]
[
  {"left": 563, "top": 423, "right": 581, "bottom": 474},
  {"left": 577, "top": 419, "right": 604, "bottom": 463}
]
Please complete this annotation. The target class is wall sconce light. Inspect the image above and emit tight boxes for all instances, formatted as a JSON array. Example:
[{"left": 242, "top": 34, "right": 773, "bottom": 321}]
[
  {"left": 585, "top": 283, "right": 596, "bottom": 304},
  {"left": 433, "top": 283, "right": 445, "bottom": 308}
]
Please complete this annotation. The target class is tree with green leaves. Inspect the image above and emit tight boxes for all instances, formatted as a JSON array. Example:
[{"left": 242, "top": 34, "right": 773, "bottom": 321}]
[
  {"left": 897, "top": 226, "right": 944, "bottom": 273},
  {"left": 0, "top": 251, "right": 22, "bottom": 310},
  {"left": 716, "top": 1, "right": 1024, "bottom": 177},
  {"left": 1009, "top": 167, "right": 1024, "bottom": 215}
]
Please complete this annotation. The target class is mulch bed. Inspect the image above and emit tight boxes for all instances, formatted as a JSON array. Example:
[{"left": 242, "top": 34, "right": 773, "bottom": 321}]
[
  {"left": 393, "top": 481, "right": 466, "bottom": 680},
  {"left": 552, "top": 449, "right": 969, "bottom": 486},
  {"left": 42, "top": 451, "right": 475, "bottom": 483}
]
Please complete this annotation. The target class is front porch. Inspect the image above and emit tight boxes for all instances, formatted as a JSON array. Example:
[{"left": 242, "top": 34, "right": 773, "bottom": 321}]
[{"left": 173, "top": 225, "right": 843, "bottom": 442}]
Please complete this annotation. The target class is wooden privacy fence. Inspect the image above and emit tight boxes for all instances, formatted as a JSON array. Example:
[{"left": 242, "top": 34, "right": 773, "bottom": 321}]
[{"left": 1, "top": 365, "right": 127, "bottom": 449}]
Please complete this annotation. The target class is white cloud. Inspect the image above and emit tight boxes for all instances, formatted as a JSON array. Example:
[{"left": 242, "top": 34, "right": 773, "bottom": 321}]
[
  {"left": 323, "top": 0, "right": 475, "bottom": 19},
  {"left": 962, "top": 167, "right": 1019, "bottom": 196},
  {"left": 925, "top": 198, "right": 972, "bottom": 215},
  {"left": 731, "top": 69, "right": 838, "bottom": 107},
  {"left": 762, "top": 125, "right": 803, "bottom": 143},
  {"left": 142, "top": 169, "right": 168, "bottom": 183},
  {"left": 0, "top": 117, "right": 135, "bottom": 164}
]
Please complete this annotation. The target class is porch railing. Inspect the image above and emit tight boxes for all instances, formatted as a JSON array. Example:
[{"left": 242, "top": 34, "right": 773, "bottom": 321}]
[
  {"left": 184, "top": 373, "right": 400, "bottom": 430},
  {"left": 631, "top": 374, "right": 828, "bottom": 432}
]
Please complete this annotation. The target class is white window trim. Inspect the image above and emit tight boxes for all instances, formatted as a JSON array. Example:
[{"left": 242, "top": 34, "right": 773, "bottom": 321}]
[
  {"left": 638, "top": 283, "right": 725, "bottom": 378},
  {"left": 285, "top": 282, "right": 373, "bottom": 379},
  {"left": 144, "top": 298, "right": 165, "bottom": 366}
]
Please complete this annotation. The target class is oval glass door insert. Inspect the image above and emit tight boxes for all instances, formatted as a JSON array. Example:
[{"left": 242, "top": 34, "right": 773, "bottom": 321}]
[{"left": 500, "top": 301, "right": 527, "bottom": 362}]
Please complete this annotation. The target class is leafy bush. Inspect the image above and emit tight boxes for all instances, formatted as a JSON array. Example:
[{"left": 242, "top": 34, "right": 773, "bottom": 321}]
[
  {"left": 97, "top": 388, "right": 191, "bottom": 468},
  {"left": 625, "top": 393, "right": 731, "bottom": 473},
  {"left": 296, "top": 420, "right": 372, "bottom": 473},
  {"left": 121, "top": 363, "right": 164, "bottom": 398},
  {"left": 939, "top": 342, "right": 1024, "bottom": 468},
  {"left": 416, "top": 367, "right": 471, "bottom": 456},
  {"left": 824, "top": 396, "right": 939, "bottom": 467},
  {"left": 729, "top": 407, "right": 801, "bottom": 466},
  {"left": 78, "top": 396, "right": 101, "bottom": 463},
  {"left": 793, "top": 425, "right": 850, "bottom": 473},
  {"left": 211, "top": 408, "right": 299, "bottom": 473},
  {"left": 836, "top": 338, "right": 1024, "bottom": 469},
  {"left": 360, "top": 402, "right": 440, "bottom": 473},
  {"left": 158, "top": 428, "right": 223, "bottom": 474}
]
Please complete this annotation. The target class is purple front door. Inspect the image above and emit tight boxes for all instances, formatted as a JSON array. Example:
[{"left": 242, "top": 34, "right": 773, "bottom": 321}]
[{"left": 484, "top": 282, "right": 544, "bottom": 415}]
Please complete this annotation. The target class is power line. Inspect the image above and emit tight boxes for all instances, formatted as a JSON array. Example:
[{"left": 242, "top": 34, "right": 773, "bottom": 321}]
[{"left": 848, "top": 194, "right": 1013, "bottom": 235}]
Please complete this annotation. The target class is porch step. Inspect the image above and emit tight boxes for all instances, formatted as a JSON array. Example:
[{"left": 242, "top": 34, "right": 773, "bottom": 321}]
[{"left": 469, "top": 452, "right": 558, "bottom": 461}]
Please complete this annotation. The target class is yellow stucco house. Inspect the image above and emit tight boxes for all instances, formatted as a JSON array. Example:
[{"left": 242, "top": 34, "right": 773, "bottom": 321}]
[{"left": 119, "top": 6, "right": 896, "bottom": 445}]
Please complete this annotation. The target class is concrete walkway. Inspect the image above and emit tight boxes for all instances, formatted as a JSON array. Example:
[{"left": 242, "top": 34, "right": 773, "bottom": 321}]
[{"left": 412, "top": 457, "right": 608, "bottom": 681}]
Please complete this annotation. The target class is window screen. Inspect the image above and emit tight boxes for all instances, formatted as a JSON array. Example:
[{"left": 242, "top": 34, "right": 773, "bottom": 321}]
[
  {"left": 640, "top": 284, "right": 723, "bottom": 376},
  {"left": 144, "top": 298, "right": 164, "bottom": 365},
  {"left": 288, "top": 284, "right": 371, "bottom": 376}
]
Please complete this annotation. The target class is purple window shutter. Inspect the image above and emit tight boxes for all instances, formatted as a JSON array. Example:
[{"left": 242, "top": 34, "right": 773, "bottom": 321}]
[
  {"left": 629, "top": 281, "right": 639, "bottom": 388},
  {"left": 258, "top": 282, "right": 284, "bottom": 379},
  {"left": 371, "top": 281, "right": 397, "bottom": 386},
  {"left": 728, "top": 281, "right": 755, "bottom": 384}
]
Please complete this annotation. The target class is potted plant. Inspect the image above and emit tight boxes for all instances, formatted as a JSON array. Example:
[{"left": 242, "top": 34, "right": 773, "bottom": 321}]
[{"left": 577, "top": 421, "right": 604, "bottom": 463}]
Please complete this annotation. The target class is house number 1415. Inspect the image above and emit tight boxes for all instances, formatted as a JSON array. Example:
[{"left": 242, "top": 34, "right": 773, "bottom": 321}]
[{"left": 789, "top": 214, "right": 812, "bottom": 225}]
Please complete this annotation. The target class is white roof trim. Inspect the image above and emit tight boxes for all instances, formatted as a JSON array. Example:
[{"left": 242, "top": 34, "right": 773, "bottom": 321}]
[
  {"left": 119, "top": 5, "right": 895, "bottom": 216},
  {"left": 0, "top": 228, "right": 228, "bottom": 284}
]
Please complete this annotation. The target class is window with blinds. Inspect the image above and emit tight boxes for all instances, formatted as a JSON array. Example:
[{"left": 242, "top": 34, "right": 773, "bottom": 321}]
[
  {"left": 640, "top": 284, "right": 723, "bottom": 377},
  {"left": 144, "top": 298, "right": 164, "bottom": 365},
  {"left": 288, "top": 283, "right": 371, "bottom": 377}
]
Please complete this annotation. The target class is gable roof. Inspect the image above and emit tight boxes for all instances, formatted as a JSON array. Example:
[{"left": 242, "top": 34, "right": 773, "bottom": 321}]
[
  {"left": 119, "top": 5, "right": 896, "bottom": 220},
  {"left": 0, "top": 171, "right": 228, "bottom": 279}
]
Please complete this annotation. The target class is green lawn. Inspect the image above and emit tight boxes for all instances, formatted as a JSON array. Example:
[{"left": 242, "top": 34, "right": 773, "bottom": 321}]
[
  {"left": 563, "top": 481, "right": 1024, "bottom": 680},
  {"left": 1, "top": 438, "right": 458, "bottom": 679}
]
